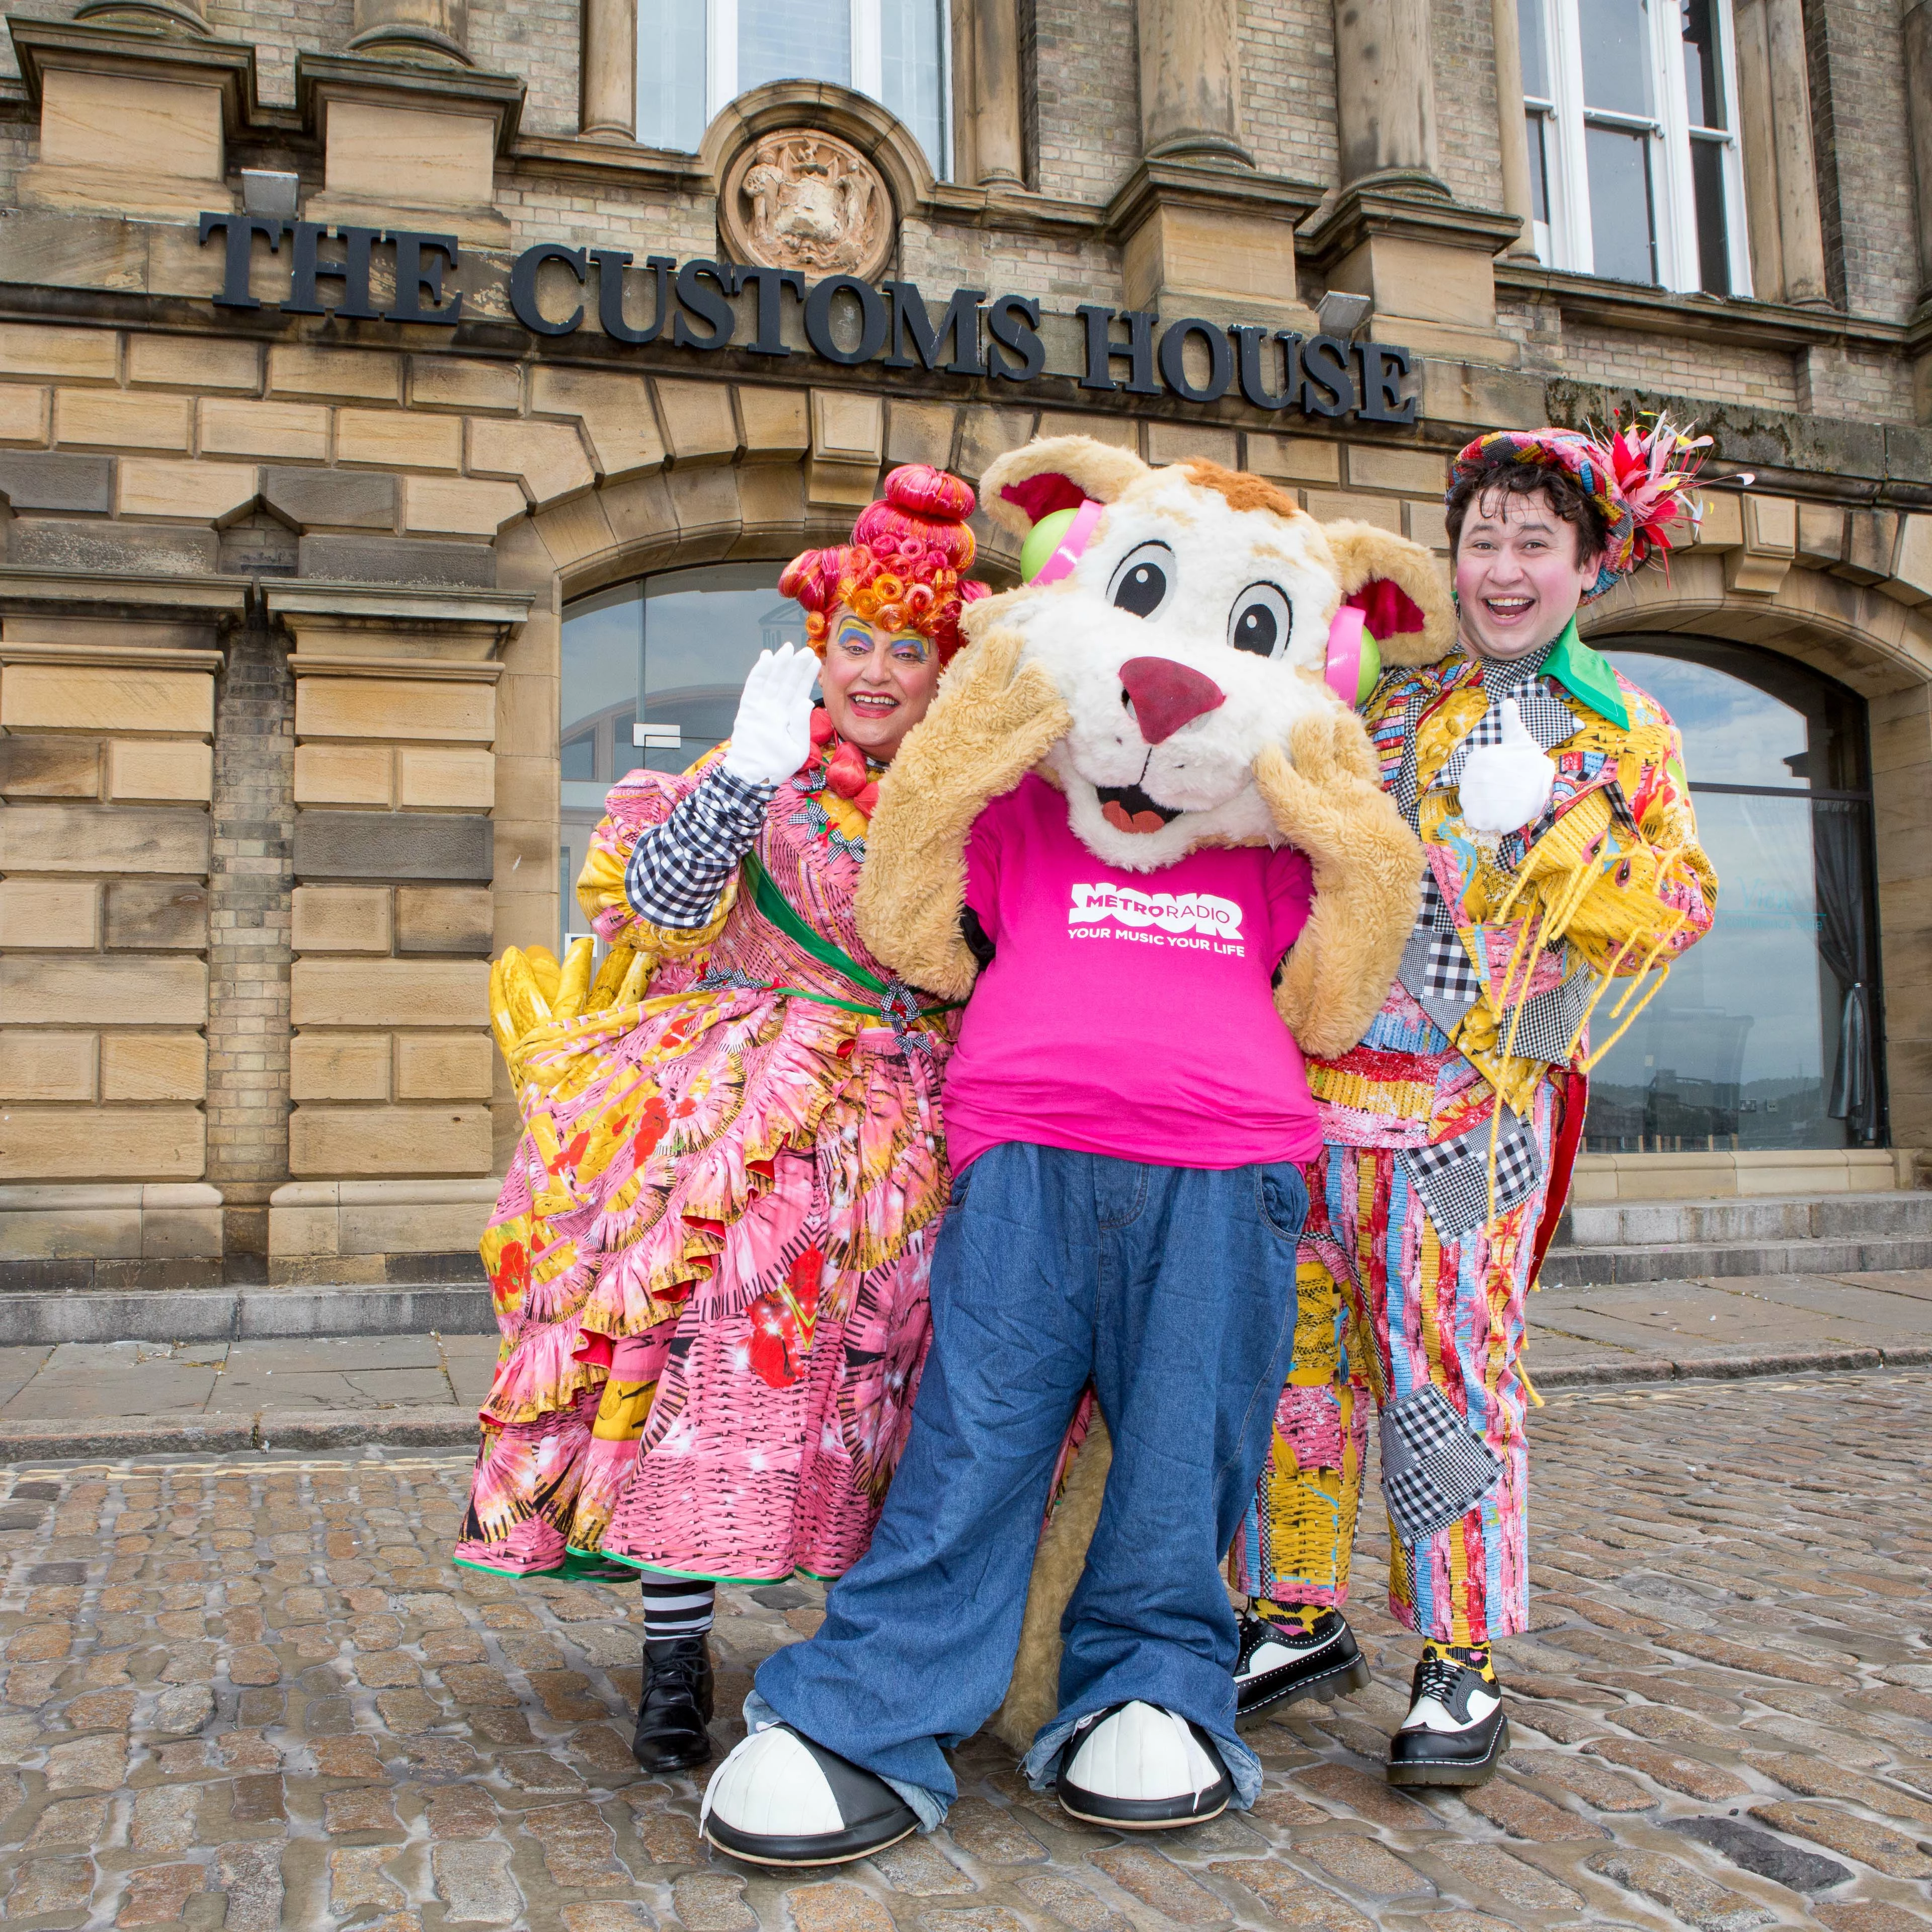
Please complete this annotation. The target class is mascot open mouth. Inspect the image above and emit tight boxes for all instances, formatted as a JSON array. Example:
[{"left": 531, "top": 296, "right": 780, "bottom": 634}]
[{"left": 1096, "top": 783, "right": 1183, "bottom": 835}]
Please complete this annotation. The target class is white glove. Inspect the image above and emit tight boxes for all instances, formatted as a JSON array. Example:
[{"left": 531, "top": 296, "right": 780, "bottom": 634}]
[
  {"left": 721, "top": 642, "right": 820, "bottom": 787},
  {"left": 1458, "top": 696, "right": 1557, "bottom": 834}
]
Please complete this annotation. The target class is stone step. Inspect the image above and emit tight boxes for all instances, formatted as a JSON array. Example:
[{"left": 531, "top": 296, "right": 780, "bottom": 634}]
[
  {"left": 0, "top": 1282, "right": 495, "bottom": 1348},
  {"left": 1544, "top": 1188, "right": 1932, "bottom": 1286},
  {"left": 1542, "top": 1234, "right": 1932, "bottom": 1287},
  {"left": 1554, "top": 1189, "right": 1932, "bottom": 1250}
]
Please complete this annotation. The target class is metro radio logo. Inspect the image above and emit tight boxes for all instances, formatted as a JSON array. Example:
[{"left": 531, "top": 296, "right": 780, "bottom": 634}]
[{"left": 1068, "top": 882, "right": 1246, "bottom": 949}]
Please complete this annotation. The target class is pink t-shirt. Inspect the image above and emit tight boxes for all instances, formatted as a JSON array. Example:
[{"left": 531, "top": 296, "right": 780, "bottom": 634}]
[{"left": 942, "top": 774, "right": 1323, "bottom": 1172}]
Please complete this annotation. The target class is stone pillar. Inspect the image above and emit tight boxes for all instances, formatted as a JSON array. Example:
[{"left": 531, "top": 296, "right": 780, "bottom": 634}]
[
  {"left": 1489, "top": 0, "right": 1539, "bottom": 260},
  {"left": 580, "top": 0, "right": 635, "bottom": 140},
  {"left": 1298, "top": 0, "right": 1521, "bottom": 362},
  {"left": 349, "top": 0, "right": 472, "bottom": 64},
  {"left": 302, "top": 55, "right": 524, "bottom": 244},
  {"left": 16, "top": 19, "right": 246, "bottom": 221},
  {"left": 1138, "top": 0, "right": 1251, "bottom": 167},
  {"left": 1908, "top": 0, "right": 1932, "bottom": 422},
  {"left": 1733, "top": 0, "right": 1828, "bottom": 306},
  {"left": 970, "top": 0, "right": 1025, "bottom": 185},
  {"left": 1332, "top": 0, "right": 1440, "bottom": 188},
  {"left": 1905, "top": 2, "right": 1932, "bottom": 305},
  {"left": 205, "top": 608, "right": 295, "bottom": 1276}
]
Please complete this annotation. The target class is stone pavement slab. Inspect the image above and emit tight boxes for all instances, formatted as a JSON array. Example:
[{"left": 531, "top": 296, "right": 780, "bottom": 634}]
[
  {"left": 1525, "top": 1270, "right": 1932, "bottom": 1382},
  {"left": 0, "top": 1334, "right": 486, "bottom": 1436},
  {"left": 212, "top": 1337, "right": 455, "bottom": 1413},
  {"left": 0, "top": 1273, "right": 1925, "bottom": 1457},
  {"left": 0, "top": 1370, "right": 1929, "bottom": 1932},
  {"left": 0, "top": 1346, "right": 48, "bottom": 1408}
]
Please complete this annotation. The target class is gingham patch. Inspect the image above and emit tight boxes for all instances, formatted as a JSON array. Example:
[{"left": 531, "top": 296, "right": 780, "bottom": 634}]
[
  {"left": 1397, "top": 921, "right": 1484, "bottom": 1034},
  {"left": 626, "top": 767, "right": 773, "bottom": 929},
  {"left": 1432, "top": 683, "right": 1579, "bottom": 793},
  {"left": 1404, "top": 1108, "right": 1544, "bottom": 1241},
  {"left": 1499, "top": 963, "right": 1595, "bottom": 1066},
  {"left": 1420, "top": 928, "right": 1485, "bottom": 1006},
  {"left": 1379, "top": 1383, "right": 1505, "bottom": 1545}
]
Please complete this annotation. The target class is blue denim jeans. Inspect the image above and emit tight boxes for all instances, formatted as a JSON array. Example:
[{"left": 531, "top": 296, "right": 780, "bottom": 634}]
[{"left": 753, "top": 1141, "right": 1307, "bottom": 1826}]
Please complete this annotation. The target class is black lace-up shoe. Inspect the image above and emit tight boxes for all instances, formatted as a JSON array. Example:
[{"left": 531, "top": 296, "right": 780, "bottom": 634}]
[
  {"left": 1385, "top": 1643, "right": 1508, "bottom": 1787},
  {"left": 632, "top": 1635, "right": 715, "bottom": 1773},
  {"left": 1234, "top": 1606, "right": 1372, "bottom": 1719}
]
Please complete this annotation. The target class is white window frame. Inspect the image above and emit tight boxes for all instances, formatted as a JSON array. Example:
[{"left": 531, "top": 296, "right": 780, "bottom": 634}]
[
  {"left": 674, "top": 0, "right": 951, "bottom": 178},
  {"left": 1519, "top": 0, "right": 1751, "bottom": 297}
]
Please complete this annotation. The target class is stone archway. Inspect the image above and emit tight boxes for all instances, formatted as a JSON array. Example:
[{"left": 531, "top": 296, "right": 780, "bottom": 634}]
[{"left": 1583, "top": 553, "right": 1932, "bottom": 1161}]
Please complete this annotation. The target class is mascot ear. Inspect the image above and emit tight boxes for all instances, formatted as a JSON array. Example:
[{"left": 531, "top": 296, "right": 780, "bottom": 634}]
[
  {"left": 1323, "top": 520, "right": 1457, "bottom": 667},
  {"left": 981, "top": 435, "right": 1149, "bottom": 542}
]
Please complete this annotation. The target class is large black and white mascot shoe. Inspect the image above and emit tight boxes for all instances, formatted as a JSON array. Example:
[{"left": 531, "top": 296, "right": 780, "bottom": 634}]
[
  {"left": 701, "top": 1723, "right": 920, "bottom": 1866},
  {"left": 1233, "top": 1605, "right": 1371, "bottom": 1718},
  {"left": 1385, "top": 1642, "right": 1508, "bottom": 1787},
  {"left": 1056, "top": 1702, "right": 1234, "bottom": 1828}
]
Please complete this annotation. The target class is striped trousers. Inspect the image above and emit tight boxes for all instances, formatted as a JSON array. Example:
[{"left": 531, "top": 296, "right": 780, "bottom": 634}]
[{"left": 1229, "top": 1088, "right": 1555, "bottom": 1647}]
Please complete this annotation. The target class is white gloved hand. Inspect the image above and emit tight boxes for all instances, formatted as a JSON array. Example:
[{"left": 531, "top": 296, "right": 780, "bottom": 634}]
[
  {"left": 1458, "top": 696, "right": 1557, "bottom": 834},
  {"left": 721, "top": 642, "right": 821, "bottom": 788}
]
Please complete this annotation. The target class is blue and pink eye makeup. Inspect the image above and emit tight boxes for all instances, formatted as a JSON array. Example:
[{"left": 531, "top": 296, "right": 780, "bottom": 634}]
[{"left": 836, "top": 617, "right": 931, "bottom": 666}]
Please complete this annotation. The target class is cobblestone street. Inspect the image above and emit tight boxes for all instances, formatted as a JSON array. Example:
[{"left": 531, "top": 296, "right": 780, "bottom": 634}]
[{"left": 0, "top": 1371, "right": 1927, "bottom": 1932}]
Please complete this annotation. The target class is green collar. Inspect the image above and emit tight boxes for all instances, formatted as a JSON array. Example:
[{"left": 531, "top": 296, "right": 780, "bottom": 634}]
[{"left": 1542, "top": 617, "right": 1630, "bottom": 730}]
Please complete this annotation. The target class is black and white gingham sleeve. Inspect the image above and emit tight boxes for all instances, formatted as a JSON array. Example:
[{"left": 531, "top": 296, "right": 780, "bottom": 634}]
[{"left": 624, "top": 767, "right": 774, "bottom": 930}]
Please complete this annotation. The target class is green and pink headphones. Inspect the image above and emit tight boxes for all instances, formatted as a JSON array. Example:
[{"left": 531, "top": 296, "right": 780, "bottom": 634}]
[{"left": 1017, "top": 497, "right": 1386, "bottom": 707}]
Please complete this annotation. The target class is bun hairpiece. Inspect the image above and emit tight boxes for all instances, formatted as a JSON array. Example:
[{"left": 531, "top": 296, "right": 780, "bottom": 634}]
[
  {"left": 1448, "top": 416, "right": 1712, "bottom": 602},
  {"left": 779, "top": 465, "right": 988, "bottom": 664}
]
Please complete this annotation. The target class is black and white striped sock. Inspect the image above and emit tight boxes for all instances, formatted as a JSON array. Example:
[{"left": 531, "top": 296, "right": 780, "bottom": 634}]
[{"left": 638, "top": 1574, "right": 716, "bottom": 1641}]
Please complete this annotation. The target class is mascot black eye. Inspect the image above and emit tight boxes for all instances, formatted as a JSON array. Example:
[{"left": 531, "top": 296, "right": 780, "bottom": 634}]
[
  {"left": 1229, "top": 583, "right": 1292, "bottom": 659},
  {"left": 1107, "top": 541, "right": 1175, "bottom": 620}
]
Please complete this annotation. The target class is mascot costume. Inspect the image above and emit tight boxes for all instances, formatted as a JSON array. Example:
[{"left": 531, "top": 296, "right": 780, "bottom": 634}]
[
  {"left": 1228, "top": 421, "right": 1719, "bottom": 1788},
  {"left": 698, "top": 436, "right": 1453, "bottom": 1865}
]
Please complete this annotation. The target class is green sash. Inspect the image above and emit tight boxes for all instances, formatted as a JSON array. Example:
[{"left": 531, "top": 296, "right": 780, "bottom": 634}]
[{"left": 739, "top": 852, "right": 960, "bottom": 1022}]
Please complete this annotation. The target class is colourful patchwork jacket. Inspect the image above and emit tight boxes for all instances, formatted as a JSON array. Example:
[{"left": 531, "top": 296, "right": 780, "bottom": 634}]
[{"left": 1308, "top": 621, "right": 1717, "bottom": 1233}]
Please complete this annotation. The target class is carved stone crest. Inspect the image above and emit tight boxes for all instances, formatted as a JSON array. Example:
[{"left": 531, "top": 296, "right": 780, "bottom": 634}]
[{"left": 720, "top": 129, "right": 892, "bottom": 281}]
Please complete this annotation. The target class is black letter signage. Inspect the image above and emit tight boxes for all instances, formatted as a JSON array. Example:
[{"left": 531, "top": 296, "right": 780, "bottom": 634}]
[{"left": 196, "top": 216, "right": 1418, "bottom": 429}]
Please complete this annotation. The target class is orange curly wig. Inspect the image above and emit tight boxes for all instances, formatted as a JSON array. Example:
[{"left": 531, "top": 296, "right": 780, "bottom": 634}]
[{"left": 779, "top": 465, "right": 988, "bottom": 665}]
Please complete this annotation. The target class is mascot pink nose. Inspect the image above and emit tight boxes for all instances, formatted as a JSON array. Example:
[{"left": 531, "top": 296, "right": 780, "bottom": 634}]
[{"left": 1118, "top": 656, "right": 1226, "bottom": 745}]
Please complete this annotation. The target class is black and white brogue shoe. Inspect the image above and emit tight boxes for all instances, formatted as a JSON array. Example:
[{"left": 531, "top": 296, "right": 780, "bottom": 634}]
[
  {"left": 1233, "top": 1606, "right": 1372, "bottom": 1719},
  {"left": 701, "top": 1724, "right": 920, "bottom": 1867},
  {"left": 1056, "top": 1702, "right": 1235, "bottom": 1829},
  {"left": 1385, "top": 1644, "right": 1509, "bottom": 1787}
]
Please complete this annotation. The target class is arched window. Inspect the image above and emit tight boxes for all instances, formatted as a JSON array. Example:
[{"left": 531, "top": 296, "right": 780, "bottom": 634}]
[
  {"left": 560, "top": 565, "right": 807, "bottom": 951},
  {"left": 637, "top": 0, "right": 950, "bottom": 174},
  {"left": 1586, "top": 636, "right": 1883, "bottom": 1152}
]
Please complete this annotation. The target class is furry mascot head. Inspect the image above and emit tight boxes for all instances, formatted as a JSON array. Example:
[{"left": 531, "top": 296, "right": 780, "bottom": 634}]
[{"left": 856, "top": 434, "right": 1452, "bottom": 1058}]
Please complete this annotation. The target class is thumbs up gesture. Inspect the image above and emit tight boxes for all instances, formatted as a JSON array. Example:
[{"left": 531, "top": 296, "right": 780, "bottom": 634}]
[{"left": 1458, "top": 696, "right": 1558, "bottom": 834}]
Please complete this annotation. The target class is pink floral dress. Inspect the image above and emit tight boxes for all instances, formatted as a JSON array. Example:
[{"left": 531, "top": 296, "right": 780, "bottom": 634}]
[{"left": 454, "top": 743, "right": 954, "bottom": 1584}]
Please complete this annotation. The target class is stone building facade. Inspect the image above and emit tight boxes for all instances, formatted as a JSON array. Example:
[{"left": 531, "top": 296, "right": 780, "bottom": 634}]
[{"left": 0, "top": 0, "right": 1928, "bottom": 1313}]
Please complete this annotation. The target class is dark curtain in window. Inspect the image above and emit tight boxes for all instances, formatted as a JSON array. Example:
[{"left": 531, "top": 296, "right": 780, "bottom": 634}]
[{"left": 1813, "top": 798, "right": 1877, "bottom": 1141}]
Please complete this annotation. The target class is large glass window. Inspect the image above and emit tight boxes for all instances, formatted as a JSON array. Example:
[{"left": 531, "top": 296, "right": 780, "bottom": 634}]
[
  {"left": 1582, "top": 638, "right": 1883, "bottom": 1154},
  {"left": 637, "top": 0, "right": 950, "bottom": 175},
  {"left": 1516, "top": 0, "right": 1749, "bottom": 294},
  {"left": 559, "top": 565, "right": 806, "bottom": 951}
]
